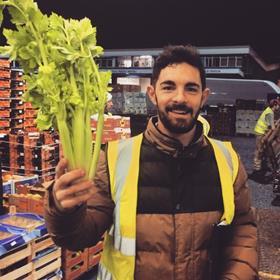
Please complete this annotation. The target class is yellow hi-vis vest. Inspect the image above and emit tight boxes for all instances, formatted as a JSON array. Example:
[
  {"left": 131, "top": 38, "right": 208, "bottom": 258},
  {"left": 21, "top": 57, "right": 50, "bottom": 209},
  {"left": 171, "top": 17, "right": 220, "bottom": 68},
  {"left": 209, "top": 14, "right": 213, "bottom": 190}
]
[
  {"left": 198, "top": 115, "right": 210, "bottom": 135},
  {"left": 98, "top": 133, "right": 239, "bottom": 280},
  {"left": 254, "top": 107, "right": 273, "bottom": 135}
]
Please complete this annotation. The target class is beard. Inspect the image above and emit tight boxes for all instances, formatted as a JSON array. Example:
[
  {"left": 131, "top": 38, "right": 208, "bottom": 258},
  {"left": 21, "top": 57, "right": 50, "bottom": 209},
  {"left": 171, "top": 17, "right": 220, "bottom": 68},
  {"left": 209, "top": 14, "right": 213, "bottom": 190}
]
[{"left": 157, "top": 102, "right": 200, "bottom": 134}]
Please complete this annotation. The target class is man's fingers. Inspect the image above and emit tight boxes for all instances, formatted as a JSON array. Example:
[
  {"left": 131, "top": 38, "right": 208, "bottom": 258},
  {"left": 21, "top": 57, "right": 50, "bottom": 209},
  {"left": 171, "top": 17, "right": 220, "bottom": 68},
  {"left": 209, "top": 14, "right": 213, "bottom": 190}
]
[
  {"left": 59, "top": 191, "right": 93, "bottom": 209},
  {"left": 55, "top": 180, "right": 93, "bottom": 202},
  {"left": 55, "top": 169, "right": 85, "bottom": 190},
  {"left": 55, "top": 158, "right": 68, "bottom": 180}
]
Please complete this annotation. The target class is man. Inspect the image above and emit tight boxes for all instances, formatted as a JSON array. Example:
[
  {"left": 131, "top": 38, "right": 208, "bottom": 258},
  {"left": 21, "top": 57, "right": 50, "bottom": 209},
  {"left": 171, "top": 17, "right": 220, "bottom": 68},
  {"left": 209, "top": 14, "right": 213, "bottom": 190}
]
[
  {"left": 249, "top": 99, "right": 279, "bottom": 183},
  {"left": 45, "top": 45, "right": 258, "bottom": 279}
]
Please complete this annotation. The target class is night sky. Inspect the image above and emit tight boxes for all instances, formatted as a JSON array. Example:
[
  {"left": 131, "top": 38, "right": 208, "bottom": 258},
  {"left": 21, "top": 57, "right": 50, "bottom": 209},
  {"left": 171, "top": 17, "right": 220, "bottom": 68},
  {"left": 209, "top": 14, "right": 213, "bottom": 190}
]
[{"left": 1, "top": 0, "right": 280, "bottom": 64}]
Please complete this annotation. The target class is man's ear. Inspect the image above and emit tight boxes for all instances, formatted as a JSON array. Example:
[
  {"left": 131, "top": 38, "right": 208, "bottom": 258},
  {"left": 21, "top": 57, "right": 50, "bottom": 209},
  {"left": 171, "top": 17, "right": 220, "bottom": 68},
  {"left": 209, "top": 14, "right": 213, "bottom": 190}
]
[
  {"left": 201, "top": 87, "right": 210, "bottom": 108},
  {"left": 147, "top": 85, "right": 157, "bottom": 106}
]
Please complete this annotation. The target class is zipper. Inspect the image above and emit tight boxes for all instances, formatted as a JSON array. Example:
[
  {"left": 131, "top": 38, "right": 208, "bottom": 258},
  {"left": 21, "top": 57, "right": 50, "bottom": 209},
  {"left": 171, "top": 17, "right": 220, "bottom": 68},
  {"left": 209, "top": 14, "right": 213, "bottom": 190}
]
[
  {"left": 173, "top": 213, "right": 176, "bottom": 280},
  {"left": 190, "top": 213, "right": 195, "bottom": 280}
]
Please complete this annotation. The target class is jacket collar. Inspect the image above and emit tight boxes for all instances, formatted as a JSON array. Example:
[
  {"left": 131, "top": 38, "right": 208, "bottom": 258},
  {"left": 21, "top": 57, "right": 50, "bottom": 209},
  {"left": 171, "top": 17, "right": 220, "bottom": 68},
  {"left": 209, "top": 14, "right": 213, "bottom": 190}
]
[{"left": 144, "top": 116, "right": 207, "bottom": 158}]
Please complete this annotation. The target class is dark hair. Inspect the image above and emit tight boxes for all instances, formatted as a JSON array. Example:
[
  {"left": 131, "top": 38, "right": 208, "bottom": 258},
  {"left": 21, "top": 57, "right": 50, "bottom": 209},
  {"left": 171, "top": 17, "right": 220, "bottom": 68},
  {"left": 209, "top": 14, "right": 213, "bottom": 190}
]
[
  {"left": 269, "top": 99, "right": 279, "bottom": 108},
  {"left": 151, "top": 45, "right": 206, "bottom": 90}
]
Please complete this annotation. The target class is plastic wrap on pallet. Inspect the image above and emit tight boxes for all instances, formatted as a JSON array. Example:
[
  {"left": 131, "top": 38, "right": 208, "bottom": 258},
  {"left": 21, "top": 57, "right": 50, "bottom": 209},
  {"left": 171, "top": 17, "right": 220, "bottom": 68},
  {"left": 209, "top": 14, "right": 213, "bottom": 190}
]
[
  {"left": 0, "top": 213, "right": 47, "bottom": 239},
  {"left": 0, "top": 224, "right": 27, "bottom": 256}
]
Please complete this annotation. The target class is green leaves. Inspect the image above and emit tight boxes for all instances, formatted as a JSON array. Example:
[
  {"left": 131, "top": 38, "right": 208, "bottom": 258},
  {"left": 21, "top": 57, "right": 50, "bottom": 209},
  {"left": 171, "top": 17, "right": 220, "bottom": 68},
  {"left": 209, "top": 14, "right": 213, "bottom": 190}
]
[{"left": 1, "top": 0, "right": 111, "bottom": 177}]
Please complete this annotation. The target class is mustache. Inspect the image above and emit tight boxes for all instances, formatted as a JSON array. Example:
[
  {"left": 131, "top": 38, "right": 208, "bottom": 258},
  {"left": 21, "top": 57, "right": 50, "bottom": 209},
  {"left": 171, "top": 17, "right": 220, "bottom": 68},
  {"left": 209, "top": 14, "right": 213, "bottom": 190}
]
[{"left": 166, "top": 103, "right": 193, "bottom": 114}]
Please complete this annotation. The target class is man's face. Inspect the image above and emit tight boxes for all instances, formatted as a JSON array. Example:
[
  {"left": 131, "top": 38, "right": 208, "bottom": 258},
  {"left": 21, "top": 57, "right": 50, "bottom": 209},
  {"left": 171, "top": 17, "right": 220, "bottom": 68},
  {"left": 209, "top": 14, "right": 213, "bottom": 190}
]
[
  {"left": 147, "top": 63, "right": 209, "bottom": 135},
  {"left": 106, "top": 100, "right": 113, "bottom": 111}
]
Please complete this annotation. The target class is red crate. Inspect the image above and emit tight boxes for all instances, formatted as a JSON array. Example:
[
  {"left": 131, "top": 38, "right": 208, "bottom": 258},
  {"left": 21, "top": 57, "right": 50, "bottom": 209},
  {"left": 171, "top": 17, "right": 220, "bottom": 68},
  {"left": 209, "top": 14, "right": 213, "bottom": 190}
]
[
  {"left": 62, "top": 249, "right": 88, "bottom": 280},
  {"left": 88, "top": 252, "right": 101, "bottom": 269}
]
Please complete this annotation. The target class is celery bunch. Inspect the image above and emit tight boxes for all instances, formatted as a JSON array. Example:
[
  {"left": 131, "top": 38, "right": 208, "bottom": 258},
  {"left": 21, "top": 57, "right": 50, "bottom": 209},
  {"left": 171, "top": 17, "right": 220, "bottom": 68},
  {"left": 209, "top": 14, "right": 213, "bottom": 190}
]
[{"left": 0, "top": 0, "right": 111, "bottom": 180}]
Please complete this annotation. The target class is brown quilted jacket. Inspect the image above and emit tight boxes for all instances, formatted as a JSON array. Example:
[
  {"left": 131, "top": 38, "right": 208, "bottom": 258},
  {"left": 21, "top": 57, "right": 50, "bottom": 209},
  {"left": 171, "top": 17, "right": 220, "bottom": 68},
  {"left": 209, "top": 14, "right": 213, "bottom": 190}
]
[{"left": 44, "top": 117, "right": 258, "bottom": 280}]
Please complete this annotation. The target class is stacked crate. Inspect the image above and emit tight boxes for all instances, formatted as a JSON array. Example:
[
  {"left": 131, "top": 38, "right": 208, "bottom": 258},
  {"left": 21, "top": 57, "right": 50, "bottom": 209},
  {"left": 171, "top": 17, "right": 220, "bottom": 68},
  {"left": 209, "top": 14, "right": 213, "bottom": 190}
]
[
  {"left": 87, "top": 240, "right": 103, "bottom": 270},
  {"left": 0, "top": 134, "right": 10, "bottom": 173},
  {"left": 23, "top": 132, "right": 59, "bottom": 182},
  {"left": 0, "top": 59, "right": 25, "bottom": 135},
  {"left": 11, "top": 69, "right": 38, "bottom": 132},
  {"left": 206, "top": 104, "right": 236, "bottom": 136},
  {"left": 1, "top": 226, "right": 62, "bottom": 280},
  {"left": 0, "top": 131, "right": 59, "bottom": 182},
  {"left": 235, "top": 99, "right": 265, "bottom": 135},
  {"left": 62, "top": 249, "right": 88, "bottom": 279},
  {"left": 91, "top": 115, "right": 131, "bottom": 144},
  {"left": 111, "top": 84, "right": 147, "bottom": 115}
]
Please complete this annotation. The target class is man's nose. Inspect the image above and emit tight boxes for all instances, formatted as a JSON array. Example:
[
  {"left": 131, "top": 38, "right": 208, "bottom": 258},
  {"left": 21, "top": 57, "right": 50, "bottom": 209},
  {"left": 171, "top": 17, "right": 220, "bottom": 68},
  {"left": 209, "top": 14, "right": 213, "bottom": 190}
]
[{"left": 173, "top": 89, "right": 186, "bottom": 103}]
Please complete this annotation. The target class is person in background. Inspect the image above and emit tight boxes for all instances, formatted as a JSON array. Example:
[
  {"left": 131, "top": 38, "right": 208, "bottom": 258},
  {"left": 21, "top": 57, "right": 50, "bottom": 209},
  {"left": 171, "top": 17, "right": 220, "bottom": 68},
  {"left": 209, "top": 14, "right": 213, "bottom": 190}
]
[
  {"left": 249, "top": 99, "right": 279, "bottom": 183},
  {"left": 104, "top": 92, "right": 113, "bottom": 115},
  {"left": 91, "top": 92, "right": 114, "bottom": 121},
  {"left": 44, "top": 45, "right": 258, "bottom": 280}
]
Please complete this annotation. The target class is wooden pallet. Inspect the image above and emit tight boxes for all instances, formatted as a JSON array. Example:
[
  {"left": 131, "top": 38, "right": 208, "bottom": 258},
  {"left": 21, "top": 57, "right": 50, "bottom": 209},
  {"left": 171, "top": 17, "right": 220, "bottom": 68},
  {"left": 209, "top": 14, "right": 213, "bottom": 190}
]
[
  {"left": 0, "top": 234, "right": 61, "bottom": 280},
  {"left": 31, "top": 234, "right": 55, "bottom": 260},
  {"left": 0, "top": 262, "right": 32, "bottom": 280},
  {"left": 0, "top": 243, "right": 32, "bottom": 280},
  {"left": 32, "top": 248, "right": 61, "bottom": 280}
]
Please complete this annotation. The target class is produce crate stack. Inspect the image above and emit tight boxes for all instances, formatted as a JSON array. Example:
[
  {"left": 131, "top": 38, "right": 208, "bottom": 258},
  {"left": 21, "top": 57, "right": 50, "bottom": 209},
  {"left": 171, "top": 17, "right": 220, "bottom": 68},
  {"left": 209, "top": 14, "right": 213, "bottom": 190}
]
[
  {"left": 0, "top": 134, "right": 10, "bottom": 174},
  {"left": 0, "top": 131, "right": 59, "bottom": 182},
  {"left": 87, "top": 240, "right": 103, "bottom": 271},
  {"left": 0, "top": 214, "right": 62, "bottom": 280},
  {"left": 235, "top": 99, "right": 265, "bottom": 136},
  {"left": 23, "top": 101, "right": 38, "bottom": 132},
  {"left": 205, "top": 104, "right": 236, "bottom": 136},
  {"left": 0, "top": 58, "right": 25, "bottom": 135},
  {"left": 91, "top": 115, "right": 131, "bottom": 144},
  {"left": 111, "top": 84, "right": 147, "bottom": 115},
  {"left": 23, "top": 132, "right": 59, "bottom": 182},
  {"left": 62, "top": 248, "right": 88, "bottom": 280}
]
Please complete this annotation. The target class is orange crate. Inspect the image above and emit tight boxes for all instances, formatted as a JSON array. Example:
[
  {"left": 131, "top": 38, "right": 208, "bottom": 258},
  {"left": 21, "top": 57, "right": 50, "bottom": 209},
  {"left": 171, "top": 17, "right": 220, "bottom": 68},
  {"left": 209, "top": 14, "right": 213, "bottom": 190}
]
[
  {"left": 88, "top": 241, "right": 103, "bottom": 255},
  {"left": 88, "top": 252, "right": 101, "bottom": 270},
  {"left": 62, "top": 249, "right": 88, "bottom": 280}
]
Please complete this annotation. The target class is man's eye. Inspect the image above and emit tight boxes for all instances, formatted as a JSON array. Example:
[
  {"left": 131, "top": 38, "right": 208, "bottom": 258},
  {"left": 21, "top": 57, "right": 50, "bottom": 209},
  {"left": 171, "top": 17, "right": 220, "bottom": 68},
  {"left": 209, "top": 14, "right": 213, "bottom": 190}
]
[
  {"left": 188, "top": 87, "right": 198, "bottom": 91},
  {"left": 162, "top": 86, "right": 173, "bottom": 91},
  {"left": 186, "top": 87, "right": 199, "bottom": 93}
]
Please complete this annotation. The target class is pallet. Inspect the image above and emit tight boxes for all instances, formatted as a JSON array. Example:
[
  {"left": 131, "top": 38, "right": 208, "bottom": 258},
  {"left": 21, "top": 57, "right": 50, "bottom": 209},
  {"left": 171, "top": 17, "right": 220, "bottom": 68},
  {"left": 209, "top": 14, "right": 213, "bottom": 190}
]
[
  {"left": 0, "top": 243, "right": 32, "bottom": 280},
  {"left": 33, "top": 248, "right": 61, "bottom": 280},
  {"left": 0, "top": 234, "right": 62, "bottom": 280},
  {"left": 31, "top": 234, "right": 55, "bottom": 260},
  {"left": 0, "top": 262, "right": 32, "bottom": 280}
]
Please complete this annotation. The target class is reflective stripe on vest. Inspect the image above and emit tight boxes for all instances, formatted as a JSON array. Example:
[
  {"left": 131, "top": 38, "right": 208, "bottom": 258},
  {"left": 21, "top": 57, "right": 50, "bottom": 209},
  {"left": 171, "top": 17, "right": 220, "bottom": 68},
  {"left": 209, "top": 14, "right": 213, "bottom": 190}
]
[
  {"left": 198, "top": 115, "right": 210, "bottom": 135},
  {"left": 254, "top": 107, "right": 273, "bottom": 135},
  {"left": 107, "top": 134, "right": 143, "bottom": 256},
  {"left": 99, "top": 134, "right": 143, "bottom": 280},
  {"left": 99, "top": 133, "right": 238, "bottom": 279},
  {"left": 206, "top": 137, "right": 239, "bottom": 225}
]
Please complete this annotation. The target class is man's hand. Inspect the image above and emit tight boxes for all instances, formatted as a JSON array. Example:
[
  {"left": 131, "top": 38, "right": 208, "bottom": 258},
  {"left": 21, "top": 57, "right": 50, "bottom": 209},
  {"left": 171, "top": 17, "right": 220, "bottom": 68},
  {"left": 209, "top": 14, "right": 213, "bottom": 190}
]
[{"left": 53, "top": 159, "right": 94, "bottom": 209}]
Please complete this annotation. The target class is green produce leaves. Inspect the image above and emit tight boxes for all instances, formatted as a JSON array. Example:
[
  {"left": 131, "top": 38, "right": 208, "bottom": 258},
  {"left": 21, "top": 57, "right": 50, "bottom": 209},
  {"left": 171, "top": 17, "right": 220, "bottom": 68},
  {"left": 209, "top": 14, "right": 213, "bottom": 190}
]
[{"left": 0, "top": 0, "right": 111, "bottom": 179}]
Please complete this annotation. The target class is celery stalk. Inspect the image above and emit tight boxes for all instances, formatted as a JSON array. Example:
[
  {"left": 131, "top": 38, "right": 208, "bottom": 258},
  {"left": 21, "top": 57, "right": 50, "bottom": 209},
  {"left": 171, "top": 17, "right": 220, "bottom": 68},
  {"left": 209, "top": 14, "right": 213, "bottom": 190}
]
[{"left": 89, "top": 112, "right": 104, "bottom": 180}]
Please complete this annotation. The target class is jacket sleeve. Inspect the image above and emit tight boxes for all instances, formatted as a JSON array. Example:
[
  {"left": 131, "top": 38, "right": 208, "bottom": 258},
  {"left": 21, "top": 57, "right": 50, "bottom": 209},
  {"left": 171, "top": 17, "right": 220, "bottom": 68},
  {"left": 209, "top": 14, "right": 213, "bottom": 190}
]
[
  {"left": 44, "top": 150, "right": 115, "bottom": 251},
  {"left": 221, "top": 158, "right": 258, "bottom": 280}
]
